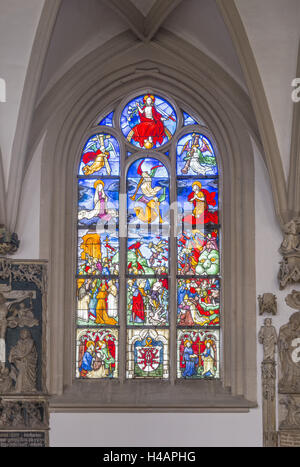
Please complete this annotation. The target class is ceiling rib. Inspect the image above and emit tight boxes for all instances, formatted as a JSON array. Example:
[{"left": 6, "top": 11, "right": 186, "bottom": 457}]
[{"left": 103, "top": 0, "right": 183, "bottom": 42}]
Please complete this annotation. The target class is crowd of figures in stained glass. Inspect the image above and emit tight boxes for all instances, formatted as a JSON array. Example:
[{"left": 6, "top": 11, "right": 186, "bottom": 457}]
[{"left": 76, "top": 93, "right": 220, "bottom": 381}]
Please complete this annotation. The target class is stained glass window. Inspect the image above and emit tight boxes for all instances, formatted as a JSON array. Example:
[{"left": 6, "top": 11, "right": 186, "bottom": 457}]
[
  {"left": 76, "top": 132, "right": 120, "bottom": 379},
  {"left": 76, "top": 93, "right": 220, "bottom": 382}
]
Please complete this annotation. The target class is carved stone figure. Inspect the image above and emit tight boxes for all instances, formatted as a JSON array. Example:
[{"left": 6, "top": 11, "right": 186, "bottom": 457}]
[
  {"left": 8, "top": 329, "right": 38, "bottom": 393},
  {"left": 258, "top": 293, "right": 277, "bottom": 316},
  {"left": 279, "top": 396, "right": 300, "bottom": 429},
  {"left": 0, "top": 366, "right": 13, "bottom": 393},
  {"left": 285, "top": 289, "right": 300, "bottom": 310},
  {"left": 0, "top": 226, "right": 20, "bottom": 255},
  {"left": 0, "top": 292, "right": 37, "bottom": 372},
  {"left": 278, "top": 312, "right": 300, "bottom": 393},
  {"left": 259, "top": 318, "right": 278, "bottom": 361},
  {"left": 279, "top": 219, "right": 300, "bottom": 255}
]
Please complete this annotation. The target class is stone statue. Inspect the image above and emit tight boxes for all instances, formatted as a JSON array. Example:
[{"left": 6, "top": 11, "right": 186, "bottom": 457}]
[
  {"left": 8, "top": 329, "right": 38, "bottom": 393},
  {"left": 258, "top": 293, "right": 277, "bottom": 315},
  {"left": 258, "top": 318, "right": 278, "bottom": 361},
  {"left": 0, "top": 291, "right": 37, "bottom": 374},
  {"left": 278, "top": 312, "right": 300, "bottom": 393}
]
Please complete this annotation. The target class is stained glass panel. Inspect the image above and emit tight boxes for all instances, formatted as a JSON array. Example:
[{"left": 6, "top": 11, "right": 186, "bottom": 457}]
[
  {"left": 177, "top": 329, "right": 219, "bottom": 379},
  {"left": 177, "top": 230, "right": 219, "bottom": 276},
  {"left": 76, "top": 328, "right": 118, "bottom": 379},
  {"left": 177, "top": 133, "right": 217, "bottom": 177},
  {"left": 77, "top": 278, "right": 118, "bottom": 326},
  {"left": 177, "top": 278, "right": 220, "bottom": 326},
  {"left": 127, "top": 278, "right": 168, "bottom": 326},
  {"left": 177, "top": 179, "right": 218, "bottom": 227},
  {"left": 126, "top": 329, "right": 169, "bottom": 378},
  {"left": 127, "top": 235, "right": 169, "bottom": 275},
  {"left": 99, "top": 112, "right": 114, "bottom": 127},
  {"left": 78, "top": 133, "right": 119, "bottom": 176},
  {"left": 182, "top": 111, "right": 198, "bottom": 126},
  {"left": 77, "top": 230, "right": 119, "bottom": 275},
  {"left": 78, "top": 178, "right": 119, "bottom": 227},
  {"left": 121, "top": 94, "right": 177, "bottom": 149}
]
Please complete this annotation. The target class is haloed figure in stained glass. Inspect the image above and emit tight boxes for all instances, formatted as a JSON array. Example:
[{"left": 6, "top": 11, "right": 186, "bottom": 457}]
[
  {"left": 182, "top": 181, "right": 218, "bottom": 225},
  {"left": 127, "top": 94, "right": 174, "bottom": 149},
  {"left": 78, "top": 180, "right": 117, "bottom": 222}
]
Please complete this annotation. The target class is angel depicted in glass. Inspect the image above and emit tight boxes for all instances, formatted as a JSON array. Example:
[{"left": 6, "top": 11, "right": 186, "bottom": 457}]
[
  {"left": 178, "top": 133, "right": 217, "bottom": 176},
  {"left": 79, "top": 134, "right": 119, "bottom": 177},
  {"left": 121, "top": 94, "right": 176, "bottom": 149}
]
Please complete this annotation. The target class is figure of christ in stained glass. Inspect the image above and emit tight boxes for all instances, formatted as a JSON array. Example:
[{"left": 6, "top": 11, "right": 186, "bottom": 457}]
[
  {"left": 127, "top": 235, "right": 168, "bottom": 276},
  {"left": 177, "top": 230, "right": 219, "bottom": 276},
  {"left": 77, "top": 278, "right": 118, "bottom": 326},
  {"left": 79, "top": 133, "right": 119, "bottom": 177},
  {"left": 126, "top": 329, "right": 169, "bottom": 379},
  {"left": 78, "top": 178, "right": 119, "bottom": 227},
  {"left": 127, "top": 158, "right": 169, "bottom": 226},
  {"left": 121, "top": 94, "right": 177, "bottom": 149},
  {"left": 127, "top": 278, "right": 168, "bottom": 326},
  {"left": 177, "top": 278, "right": 220, "bottom": 327},
  {"left": 177, "top": 179, "right": 218, "bottom": 226},
  {"left": 76, "top": 328, "right": 118, "bottom": 379},
  {"left": 77, "top": 231, "right": 119, "bottom": 276},
  {"left": 177, "top": 133, "right": 218, "bottom": 177},
  {"left": 177, "top": 329, "right": 219, "bottom": 379}
]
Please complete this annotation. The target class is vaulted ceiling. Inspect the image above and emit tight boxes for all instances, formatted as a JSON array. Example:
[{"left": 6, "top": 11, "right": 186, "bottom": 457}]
[{"left": 0, "top": 0, "right": 299, "bottom": 230}]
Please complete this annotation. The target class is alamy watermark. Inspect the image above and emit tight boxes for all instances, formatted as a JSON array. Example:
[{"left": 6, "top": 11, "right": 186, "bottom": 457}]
[
  {"left": 0, "top": 78, "right": 6, "bottom": 103},
  {"left": 291, "top": 78, "right": 300, "bottom": 103}
]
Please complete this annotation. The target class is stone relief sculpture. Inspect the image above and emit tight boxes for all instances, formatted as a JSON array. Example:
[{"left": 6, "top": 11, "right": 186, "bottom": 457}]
[
  {"left": 279, "top": 396, "right": 300, "bottom": 429},
  {"left": 285, "top": 289, "right": 300, "bottom": 310},
  {"left": 0, "top": 399, "right": 48, "bottom": 429},
  {"left": 258, "top": 293, "right": 277, "bottom": 315},
  {"left": 278, "top": 312, "right": 300, "bottom": 393},
  {"left": 8, "top": 329, "right": 38, "bottom": 393},
  {"left": 278, "top": 218, "right": 300, "bottom": 289}
]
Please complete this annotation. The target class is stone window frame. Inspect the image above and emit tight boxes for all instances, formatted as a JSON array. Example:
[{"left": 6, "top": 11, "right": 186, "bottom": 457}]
[{"left": 39, "top": 44, "right": 258, "bottom": 412}]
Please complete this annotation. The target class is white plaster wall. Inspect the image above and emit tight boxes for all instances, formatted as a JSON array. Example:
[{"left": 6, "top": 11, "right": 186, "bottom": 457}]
[
  {"left": 235, "top": 0, "right": 300, "bottom": 180},
  {"left": 0, "top": 0, "right": 44, "bottom": 188},
  {"left": 11, "top": 134, "right": 45, "bottom": 260}
]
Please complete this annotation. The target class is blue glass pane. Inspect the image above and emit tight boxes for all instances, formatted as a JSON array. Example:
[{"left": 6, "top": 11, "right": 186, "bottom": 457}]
[
  {"left": 183, "top": 111, "right": 198, "bottom": 126},
  {"left": 99, "top": 111, "right": 114, "bottom": 127}
]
